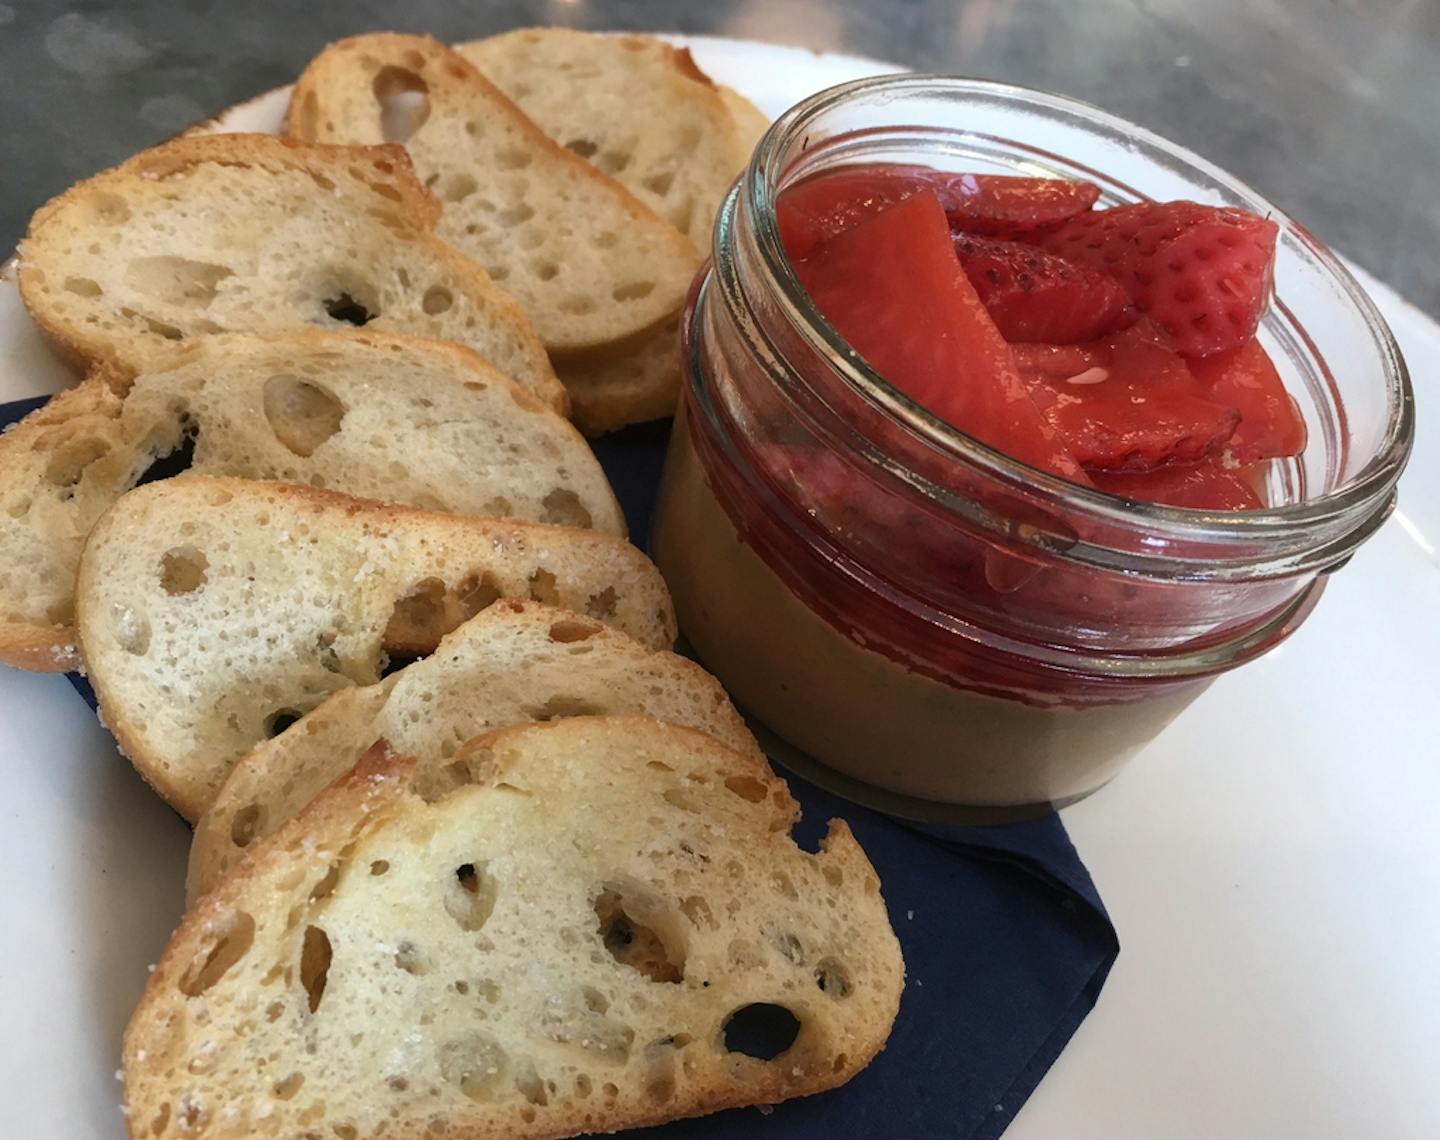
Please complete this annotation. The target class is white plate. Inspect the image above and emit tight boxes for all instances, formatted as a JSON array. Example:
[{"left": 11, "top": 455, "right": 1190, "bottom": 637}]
[{"left": 1, "top": 34, "right": 1437, "bottom": 1140}]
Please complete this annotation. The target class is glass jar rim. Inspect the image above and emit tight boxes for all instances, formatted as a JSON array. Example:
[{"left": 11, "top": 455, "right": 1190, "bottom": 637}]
[{"left": 741, "top": 73, "right": 1415, "bottom": 565}]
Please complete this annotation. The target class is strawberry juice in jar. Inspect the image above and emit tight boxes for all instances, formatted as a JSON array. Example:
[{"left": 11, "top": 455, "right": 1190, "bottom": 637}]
[{"left": 652, "top": 76, "right": 1413, "bottom": 820}]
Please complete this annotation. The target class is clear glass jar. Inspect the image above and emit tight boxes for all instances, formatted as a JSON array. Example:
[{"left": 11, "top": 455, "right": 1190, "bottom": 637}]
[{"left": 652, "top": 76, "right": 1414, "bottom": 821}]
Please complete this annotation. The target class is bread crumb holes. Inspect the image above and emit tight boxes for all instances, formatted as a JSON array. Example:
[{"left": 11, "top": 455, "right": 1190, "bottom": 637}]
[
  {"left": 443, "top": 862, "right": 497, "bottom": 932},
  {"left": 372, "top": 66, "right": 431, "bottom": 143},
  {"left": 300, "top": 925, "right": 332, "bottom": 1013},
  {"left": 721, "top": 1003, "right": 801, "bottom": 1060},
  {"left": 178, "top": 909, "right": 255, "bottom": 997},
  {"left": 159, "top": 546, "right": 208, "bottom": 595}
]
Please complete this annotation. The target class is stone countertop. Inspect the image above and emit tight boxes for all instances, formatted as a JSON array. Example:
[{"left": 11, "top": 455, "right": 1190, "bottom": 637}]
[{"left": 2, "top": 0, "right": 1436, "bottom": 321}]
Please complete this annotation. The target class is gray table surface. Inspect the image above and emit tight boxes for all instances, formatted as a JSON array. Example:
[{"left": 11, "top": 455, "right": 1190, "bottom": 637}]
[{"left": 2, "top": 0, "right": 1437, "bottom": 321}]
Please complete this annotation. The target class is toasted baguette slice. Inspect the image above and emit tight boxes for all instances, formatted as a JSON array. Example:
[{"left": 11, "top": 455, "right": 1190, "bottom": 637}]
[
  {"left": 286, "top": 34, "right": 699, "bottom": 357},
  {"left": 125, "top": 718, "right": 904, "bottom": 1140},
  {"left": 457, "top": 29, "right": 746, "bottom": 248},
  {"left": 558, "top": 316, "right": 681, "bottom": 436},
  {"left": 0, "top": 380, "right": 135, "bottom": 672},
  {"left": 189, "top": 598, "right": 758, "bottom": 899},
  {"left": 76, "top": 476, "right": 673, "bottom": 819},
  {"left": 0, "top": 330, "right": 623, "bottom": 673},
  {"left": 17, "top": 133, "right": 563, "bottom": 409}
]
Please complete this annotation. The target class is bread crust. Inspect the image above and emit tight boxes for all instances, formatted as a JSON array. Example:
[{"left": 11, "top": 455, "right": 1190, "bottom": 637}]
[
  {"left": 0, "top": 622, "right": 82, "bottom": 672},
  {"left": 556, "top": 317, "right": 682, "bottom": 436}
]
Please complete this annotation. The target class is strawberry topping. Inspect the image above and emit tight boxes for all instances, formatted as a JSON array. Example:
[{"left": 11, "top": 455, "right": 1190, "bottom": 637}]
[
  {"left": 776, "top": 164, "right": 1101, "bottom": 259},
  {"left": 1033, "top": 201, "right": 1278, "bottom": 357},
  {"left": 1189, "top": 338, "right": 1308, "bottom": 463},
  {"left": 776, "top": 166, "right": 1303, "bottom": 516},
  {"left": 942, "top": 172, "right": 1100, "bottom": 236},
  {"left": 1012, "top": 324, "right": 1241, "bottom": 472},
  {"left": 953, "top": 233, "right": 1134, "bottom": 344},
  {"left": 790, "top": 191, "right": 1088, "bottom": 482}
]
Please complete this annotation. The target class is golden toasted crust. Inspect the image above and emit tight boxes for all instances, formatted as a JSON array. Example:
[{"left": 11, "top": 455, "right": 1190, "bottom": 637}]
[
  {"left": 26, "top": 132, "right": 432, "bottom": 220},
  {"left": 556, "top": 316, "right": 682, "bottom": 436},
  {"left": 0, "top": 622, "right": 82, "bottom": 672}
]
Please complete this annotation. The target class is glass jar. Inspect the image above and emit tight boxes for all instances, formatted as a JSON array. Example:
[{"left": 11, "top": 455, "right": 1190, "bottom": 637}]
[{"left": 652, "top": 76, "right": 1414, "bottom": 821}]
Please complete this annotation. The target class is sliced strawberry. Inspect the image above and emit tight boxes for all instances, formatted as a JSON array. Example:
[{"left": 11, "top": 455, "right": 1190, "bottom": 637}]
[
  {"left": 1093, "top": 461, "right": 1264, "bottom": 511},
  {"left": 1032, "top": 201, "right": 1278, "bottom": 357},
  {"left": 777, "top": 166, "right": 1101, "bottom": 259},
  {"left": 941, "top": 172, "right": 1100, "bottom": 236},
  {"left": 1012, "top": 324, "right": 1241, "bottom": 471},
  {"left": 1188, "top": 338, "right": 1307, "bottom": 463},
  {"left": 777, "top": 165, "right": 936, "bottom": 260},
  {"left": 792, "top": 190, "right": 1088, "bottom": 482},
  {"left": 952, "top": 234, "right": 1134, "bottom": 343}
]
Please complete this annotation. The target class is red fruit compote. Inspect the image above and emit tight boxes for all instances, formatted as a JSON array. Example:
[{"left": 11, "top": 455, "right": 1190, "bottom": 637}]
[{"left": 652, "top": 77, "right": 1413, "bottom": 819}]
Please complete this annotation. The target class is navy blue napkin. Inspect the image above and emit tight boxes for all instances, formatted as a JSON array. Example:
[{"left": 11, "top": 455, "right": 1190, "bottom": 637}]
[{"left": 4, "top": 394, "right": 1117, "bottom": 1140}]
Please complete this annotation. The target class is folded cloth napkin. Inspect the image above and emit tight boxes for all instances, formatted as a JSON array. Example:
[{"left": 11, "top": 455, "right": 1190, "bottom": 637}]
[{"left": 2, "top": 393, "right": 1118, "bottom": 1139}]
